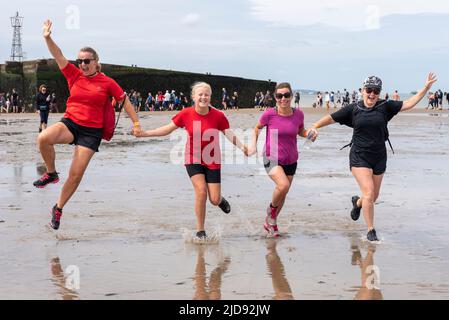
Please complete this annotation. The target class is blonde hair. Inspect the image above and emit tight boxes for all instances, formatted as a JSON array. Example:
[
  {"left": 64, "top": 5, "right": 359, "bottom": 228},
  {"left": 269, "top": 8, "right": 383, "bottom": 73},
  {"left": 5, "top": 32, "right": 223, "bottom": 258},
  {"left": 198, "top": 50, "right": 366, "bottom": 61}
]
[
  {"left": 191, "top": 82, "right": 212, "bottom": 98},
  {"left": 39, "top": 84, "right": 47, "bottom": 92}
]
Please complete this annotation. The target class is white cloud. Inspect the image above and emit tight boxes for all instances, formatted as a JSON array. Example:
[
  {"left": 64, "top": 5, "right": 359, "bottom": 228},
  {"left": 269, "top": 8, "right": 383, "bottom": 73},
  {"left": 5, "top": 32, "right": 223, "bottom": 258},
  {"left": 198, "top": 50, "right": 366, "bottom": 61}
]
[
  {"left": 249, "top": 0, "right": 449, "bottom": 30},
  {"left": 181, "top": 13, "right": 200, "bottom": 25}
]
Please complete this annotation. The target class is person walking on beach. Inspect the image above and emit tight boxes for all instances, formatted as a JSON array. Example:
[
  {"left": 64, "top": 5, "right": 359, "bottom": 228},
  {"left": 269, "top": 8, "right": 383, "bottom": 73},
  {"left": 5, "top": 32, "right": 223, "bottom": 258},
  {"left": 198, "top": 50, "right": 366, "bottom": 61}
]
[
  {"left": 446, "top": 92, "right": 449, "bottom": 109},
  {"left": 0, "top": 93, "right": 7, "bottom": 113},
  {"left": 34, "top": 20, "right": 142, "bottom": 230},
  {"left": 221, "top": 88, "right": 229, "bottom": 110},
  {"left": 325, "top": 91, "right": 330, "bottom": 109},
  {"left": 342, "top": 89, "right": 350, "bottom": 107},
  {"left": 426, "top": 92, "right": 435, "bottom": 110},
  {"left": 263, "top": 90, "right": 274, "bottom": 110},
  {"left": 36, "top": 84, "right": 51, "bottom": 133},
  {"left": 248, "top": 82, "right": 311, "bottom": 237},
  {"left": 306, "top": 73, "right": 437, "bottom": 242},
  {"left": 316, "top": 91, "right": 323, "bottom": 108},
  {"left": 11, "top": 89, "right": 19, "bottom": 113},
  {"left": 230, "top": 91, "right": 239, "bottom": 110},
  {"left": 294, "top": 91, "right": 300, "bottom": 108},
  {"left": 50, "top": 93, "right": 59, "bottom": 113},
  {"left": 137, "top": 82, "right": 248, "bottom": 240},
  {"left": 336, "top": 90, "right": 342, "bottom": 107},
  {"left": 437, "top": 89, "right": 443, "bottom": 110}
]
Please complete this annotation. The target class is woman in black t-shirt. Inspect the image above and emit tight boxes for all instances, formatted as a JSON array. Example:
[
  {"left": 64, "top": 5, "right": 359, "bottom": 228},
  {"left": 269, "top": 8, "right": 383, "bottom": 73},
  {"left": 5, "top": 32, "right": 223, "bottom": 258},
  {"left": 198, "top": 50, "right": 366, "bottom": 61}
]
[{"left": 306, "top": 73, "right": 437, "bottom": 242}]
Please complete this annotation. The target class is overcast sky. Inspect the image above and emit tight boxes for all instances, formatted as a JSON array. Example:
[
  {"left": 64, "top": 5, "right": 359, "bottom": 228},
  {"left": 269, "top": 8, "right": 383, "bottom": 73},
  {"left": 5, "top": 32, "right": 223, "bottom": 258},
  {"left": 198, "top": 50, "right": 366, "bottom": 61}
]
[{"left": 1, "top": 0, "right": 448, "bottom": 92}]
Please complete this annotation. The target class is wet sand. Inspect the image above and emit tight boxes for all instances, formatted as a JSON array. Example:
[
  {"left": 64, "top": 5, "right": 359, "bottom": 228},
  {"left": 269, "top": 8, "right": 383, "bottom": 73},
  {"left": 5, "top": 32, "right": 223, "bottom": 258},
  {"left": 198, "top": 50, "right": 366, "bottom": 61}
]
[{"left": 1, "top": 108, "right": 449, "bottom": 300}]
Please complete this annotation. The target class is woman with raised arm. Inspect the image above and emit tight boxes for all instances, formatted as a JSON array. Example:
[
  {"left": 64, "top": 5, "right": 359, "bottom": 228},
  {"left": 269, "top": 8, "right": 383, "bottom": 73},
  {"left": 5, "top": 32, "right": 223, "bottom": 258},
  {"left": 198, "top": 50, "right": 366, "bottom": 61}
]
[
  {"left": 137, "top": 82, "right": 248, "bottom": 240},
  {"left": 34, "top": 20, "right": 142, "bottom": 230},
  {"left": 307, "top": 74, "right": 437, "bottom": 242}
]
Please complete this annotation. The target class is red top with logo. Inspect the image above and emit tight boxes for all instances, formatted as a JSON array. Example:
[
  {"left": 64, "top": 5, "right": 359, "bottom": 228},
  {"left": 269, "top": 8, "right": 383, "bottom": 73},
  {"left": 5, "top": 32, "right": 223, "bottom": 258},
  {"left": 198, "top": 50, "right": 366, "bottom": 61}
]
[
  {"left": 61, "top": 62, "right": 126, "bottom": 128},
  {"left": 172, "top": 106, "right": 230, "bottom": 169}
]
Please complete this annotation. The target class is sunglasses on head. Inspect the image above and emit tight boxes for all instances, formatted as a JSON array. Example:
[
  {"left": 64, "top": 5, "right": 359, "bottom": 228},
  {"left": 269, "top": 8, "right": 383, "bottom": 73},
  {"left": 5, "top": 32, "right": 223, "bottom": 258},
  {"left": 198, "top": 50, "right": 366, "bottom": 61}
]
[
  {"left": 76, "top": 58, "right": 95, "bottom": 65},
  {"left": 365, "top": 88, "right": 381, "bottom": 95},
  {"left": 275, "top": 92, "right": 292, "bottom": 99}
]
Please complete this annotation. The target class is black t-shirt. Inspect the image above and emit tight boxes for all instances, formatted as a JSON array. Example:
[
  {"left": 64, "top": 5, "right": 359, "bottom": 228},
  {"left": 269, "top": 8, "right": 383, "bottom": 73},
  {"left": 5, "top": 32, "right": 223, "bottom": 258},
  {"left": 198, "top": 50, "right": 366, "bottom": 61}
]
[
  {"left": 12, "top": 93, "right": 19, "bottom": 103},
  {"left": 36, "top": 92, "right": 50, "bottom": 110},
  {"left": 331, "top": 100, "right": 403, "bottom": 151}
]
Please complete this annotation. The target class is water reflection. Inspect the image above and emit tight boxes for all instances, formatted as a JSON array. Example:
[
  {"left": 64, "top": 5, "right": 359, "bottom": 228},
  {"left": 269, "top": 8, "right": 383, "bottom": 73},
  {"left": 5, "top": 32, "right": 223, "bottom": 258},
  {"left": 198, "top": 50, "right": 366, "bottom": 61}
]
[
  {"left": 265, "top": 239, "right": 294, "bottom": 300},
  {"left": 36, "top": 162, "right": 47, "bottom": 176},
  {"left": 50, "top": 257, "right": 79, "bottom": 300},
  {"left": 193, "top": 246, "right": 231, "bottom": 300},
  {"left": 350, "top": 242, "right": 383, "bottom": 300}
]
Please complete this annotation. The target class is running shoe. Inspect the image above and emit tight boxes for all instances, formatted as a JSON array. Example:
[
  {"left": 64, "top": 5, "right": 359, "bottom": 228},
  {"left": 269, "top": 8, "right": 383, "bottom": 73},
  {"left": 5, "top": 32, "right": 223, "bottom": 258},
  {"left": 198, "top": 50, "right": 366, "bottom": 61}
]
[
  {"left": 33, "top": 172, "right": 59, "bottom": 188},
  {"left": 367, "top": 229, "right": 379, "bottom": 242},
  {"left": 195, "top": 230, "right": 207, "bottom": 240},
  {"left": 350, "top": 195, "right": 361, "bottom": 221},
  {"left": 264, "top": 217, "right": 280, "bottom": 238},
  {"left": 50, "top": 205, "right": 62, "bottom": 230},
  {"left": 218, "top": 197, "right": 231, "bottom": 214}
]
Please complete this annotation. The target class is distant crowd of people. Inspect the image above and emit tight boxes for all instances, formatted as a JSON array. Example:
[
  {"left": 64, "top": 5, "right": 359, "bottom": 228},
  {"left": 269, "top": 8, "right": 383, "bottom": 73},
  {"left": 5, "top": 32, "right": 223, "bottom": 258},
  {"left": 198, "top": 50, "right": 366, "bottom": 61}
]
[
  {"left": 426, "top": 89, "right": 448, "bottom": 110},
  {"left": 253, "top": 90, "right": 303, "bottom": 110},
  {"left": 0, "top": 89, "right": 23, "bottom": 113},
  {"left": 310, "top": 88, "right": 449, "bottom": 110},
  {"left": 127, "top": 89, "right": 191, "bottom": 112},
  {"left": 126, "top": 87, "right": 242, "bottom": 112},
  {"left": 0, "top": 88, "right": 59, "bottom": 114},
  {"left": 2, "top": 86, "right": 449, "bottom": 116}
]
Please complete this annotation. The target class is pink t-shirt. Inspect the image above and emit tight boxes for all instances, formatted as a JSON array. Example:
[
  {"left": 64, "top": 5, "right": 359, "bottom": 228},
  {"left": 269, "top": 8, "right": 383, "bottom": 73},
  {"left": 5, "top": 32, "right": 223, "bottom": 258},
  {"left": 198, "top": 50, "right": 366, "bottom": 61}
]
[{"left": 259, "top": 107, "right": 305, "bottom": 165}]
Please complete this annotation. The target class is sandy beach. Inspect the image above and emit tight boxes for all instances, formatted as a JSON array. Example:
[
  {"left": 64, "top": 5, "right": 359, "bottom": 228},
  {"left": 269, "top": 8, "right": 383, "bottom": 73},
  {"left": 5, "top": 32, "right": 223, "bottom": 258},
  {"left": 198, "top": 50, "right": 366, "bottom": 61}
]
[{"left": 1, "top": 108, "right": 448, "bottom": 300}]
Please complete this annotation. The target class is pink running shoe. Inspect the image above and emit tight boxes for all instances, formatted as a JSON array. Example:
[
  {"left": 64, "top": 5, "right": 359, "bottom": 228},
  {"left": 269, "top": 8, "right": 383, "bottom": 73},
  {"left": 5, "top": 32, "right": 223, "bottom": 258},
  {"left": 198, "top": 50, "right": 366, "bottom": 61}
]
[
  {"left": 264, "top": 217, "right": 280, "bottom": 238},
  {"left": 266, "top": 205, "right": 278, "bottom": 226}
]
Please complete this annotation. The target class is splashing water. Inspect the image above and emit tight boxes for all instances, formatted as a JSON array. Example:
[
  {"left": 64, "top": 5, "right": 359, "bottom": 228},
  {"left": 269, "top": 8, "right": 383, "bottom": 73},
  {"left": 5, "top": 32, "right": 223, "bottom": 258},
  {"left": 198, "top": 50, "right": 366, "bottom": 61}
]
[
  {"left": 181, "top": 227, "right": 222, "bottom": 245},
  {"left": 360, "top": 234, "right": 385, "bottom": 245}
]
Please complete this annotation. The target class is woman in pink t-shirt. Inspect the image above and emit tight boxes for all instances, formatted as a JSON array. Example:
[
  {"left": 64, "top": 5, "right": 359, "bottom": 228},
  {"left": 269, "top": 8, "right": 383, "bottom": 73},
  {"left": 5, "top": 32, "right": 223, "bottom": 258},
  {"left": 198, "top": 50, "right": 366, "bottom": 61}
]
[
  {"left": 138, "top": 82, "right": 248, "bottom": 240},
  {"left": 248, "top": 82, "right": 314, "bottom": 237}
]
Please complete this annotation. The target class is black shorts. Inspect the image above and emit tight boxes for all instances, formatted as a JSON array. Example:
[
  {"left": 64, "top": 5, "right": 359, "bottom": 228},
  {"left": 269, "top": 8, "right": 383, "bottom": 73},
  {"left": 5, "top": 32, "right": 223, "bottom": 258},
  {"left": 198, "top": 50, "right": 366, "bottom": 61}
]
[
  {"left": 349, "top": 147, "right": 387, "bottom": 175},
  {"left": 186, "top": 164, "right": 221, "bottom": 183},
  {"left": 263, "top": 157, "right": 297, "bottom": 176},
  {"left": 39, "top": 109, "right": 49, "bottom": 124},
  {"left": 61, "top": 118, "right": 103, "bottom": 152}
]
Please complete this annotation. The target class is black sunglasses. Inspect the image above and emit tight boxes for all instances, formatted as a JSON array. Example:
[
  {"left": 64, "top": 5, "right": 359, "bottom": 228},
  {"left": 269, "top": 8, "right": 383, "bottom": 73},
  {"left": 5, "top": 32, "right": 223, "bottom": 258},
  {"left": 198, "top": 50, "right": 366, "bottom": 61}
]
[
  {"left": 275, "top": 92, "right": 292, "bottom": 99},
  {"left": 76, "top": 58, "right": 96, "bottom": 65},
  {"left": 365, "top": 88, "right": 381, "bottom": 95}
]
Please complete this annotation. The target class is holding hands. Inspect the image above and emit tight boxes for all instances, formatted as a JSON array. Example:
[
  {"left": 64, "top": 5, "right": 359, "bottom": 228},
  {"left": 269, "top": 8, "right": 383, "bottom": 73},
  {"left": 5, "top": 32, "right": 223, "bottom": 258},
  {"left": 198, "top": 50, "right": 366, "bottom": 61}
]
[{"left": 131, "top": 124, "right": 143, "bottom": 137}]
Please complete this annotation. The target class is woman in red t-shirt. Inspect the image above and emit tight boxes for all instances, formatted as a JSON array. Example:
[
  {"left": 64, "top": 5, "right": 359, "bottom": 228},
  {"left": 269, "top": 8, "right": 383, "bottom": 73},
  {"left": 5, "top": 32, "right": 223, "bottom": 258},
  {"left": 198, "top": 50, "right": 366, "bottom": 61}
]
[
  {"left": 138, "top": 82, "right": 249, "bottom": 240},
  {"left": 33, "top": 19, "right": 142, "bottom": 230}
]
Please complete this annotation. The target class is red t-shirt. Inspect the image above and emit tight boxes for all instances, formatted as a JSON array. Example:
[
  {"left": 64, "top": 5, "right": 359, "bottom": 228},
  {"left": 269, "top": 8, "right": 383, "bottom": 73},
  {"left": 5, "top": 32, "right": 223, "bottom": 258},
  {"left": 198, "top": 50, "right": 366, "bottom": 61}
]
[
  {"left": 172, "top": 106, "right": 230, "bottom": 169},
  {"left": 61, "top": 63, "right": 126, "bottom": 128}
]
